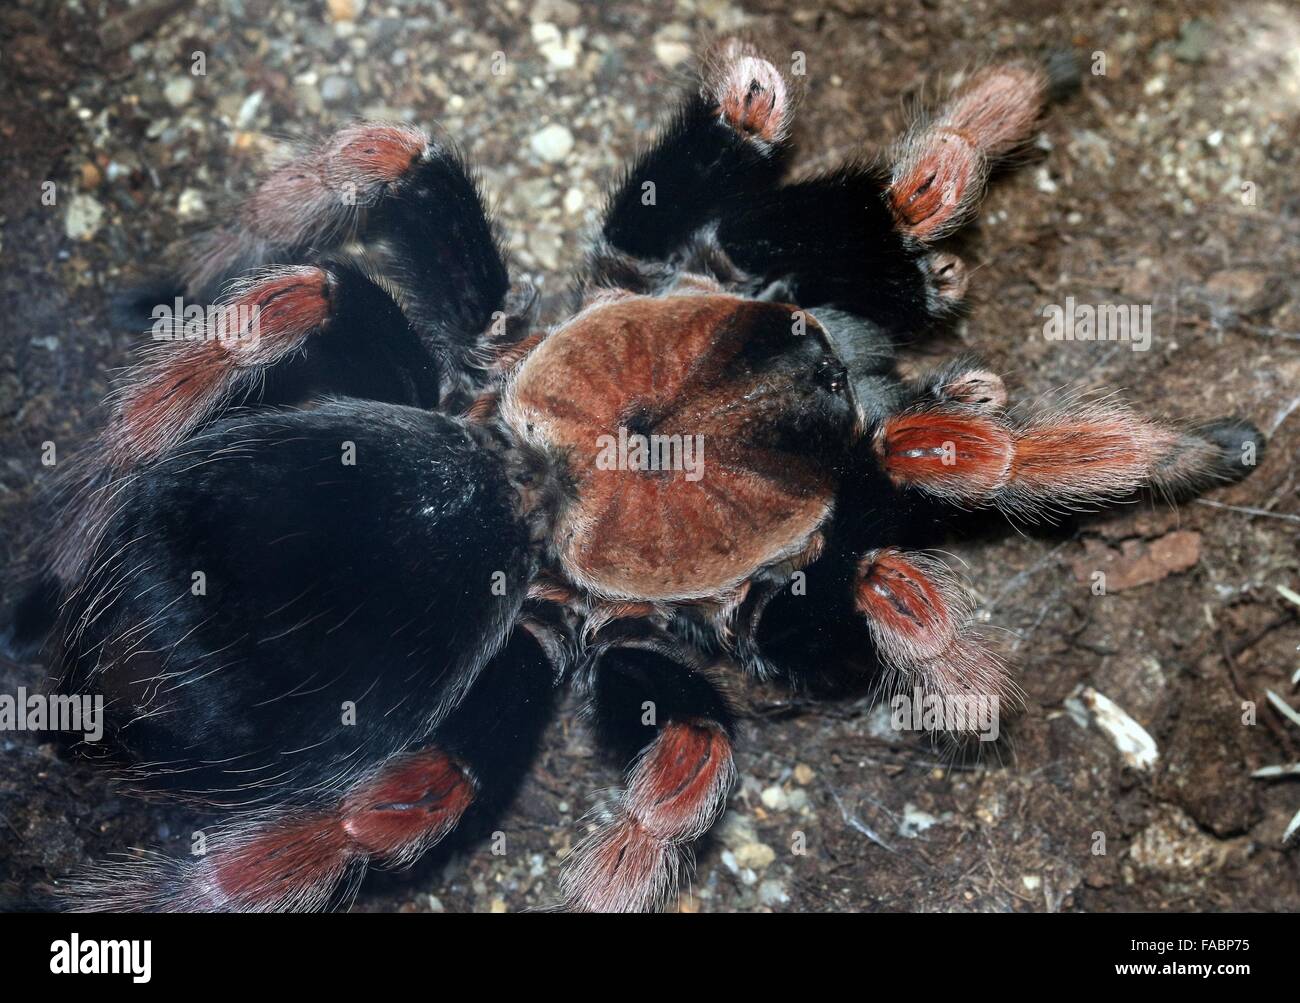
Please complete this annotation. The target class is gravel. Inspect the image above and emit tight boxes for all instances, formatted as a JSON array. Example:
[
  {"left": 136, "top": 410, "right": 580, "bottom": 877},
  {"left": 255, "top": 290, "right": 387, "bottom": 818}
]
[{"left": 1, "top": 0, "right": 1297, "bottom": 914}]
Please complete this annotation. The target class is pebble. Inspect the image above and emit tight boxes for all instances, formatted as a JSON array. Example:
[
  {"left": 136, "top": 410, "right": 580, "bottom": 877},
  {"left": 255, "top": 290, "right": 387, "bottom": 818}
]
[
  {"left": 898, "top": 802, "right": 939, "bottom": 838},
  {"left": 177, "top": 188, "right": 207, "bottom": 220},
  {"left": 327, "top": 0, "right": 364, "bottom": 23},
  {"left": 532, "top": 22, "right": 580, "bottom": 70},
  {"left": 1205, "top": 268, "right": 1279, "bottom": 315},
  {"left": 734, "top": 841, "right": 776, "bottom": 870},
  {"left": 321, "top": 75, "right": 354, "bottom": 104},
  {"left": 760, "top": 785, "right": 788, "bottom": 811},
  {"left": 527, "top": 228, "right": 563, "bottom": 270},
  {"left": 716, "top": 810, "right": 758, "bottom": 850},
  {"left": 653, "top": 25, "right": 693, "bottom": 68},
  {"left": 562, "top": 186, "right": 585, "bottom": 214},
  {"left": 236, "top": 90, "right": 264, "bottom": 128},
  {"left": 530, "top": 123, "right": 574, "bottom": 163},
  {"left": 64, "top": 193, "right": 105, "bottom": 239},
  {"left": 164, "top": 75, "right": 195, "bottom": 107},
  {"left": 530, "top": 0, "right": 581, "bottom": 26},
  {"left": 297, "top": 83, "right": 324, "bottom": 115},
  {"left": 758, "top": 879, "right": 789, "bottom": 906}
]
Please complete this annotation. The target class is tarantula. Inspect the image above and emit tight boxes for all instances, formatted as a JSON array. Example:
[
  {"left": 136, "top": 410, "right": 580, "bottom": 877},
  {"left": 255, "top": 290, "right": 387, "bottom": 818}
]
[{"left": 13, "top": 38, "right": 1263, "bottom": 913}]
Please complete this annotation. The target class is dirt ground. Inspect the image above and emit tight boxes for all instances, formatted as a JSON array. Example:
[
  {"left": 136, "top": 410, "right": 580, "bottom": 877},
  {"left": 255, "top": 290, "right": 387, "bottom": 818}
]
[{"left": 1, "top": 0, "right": 1297, "bottom": 913}]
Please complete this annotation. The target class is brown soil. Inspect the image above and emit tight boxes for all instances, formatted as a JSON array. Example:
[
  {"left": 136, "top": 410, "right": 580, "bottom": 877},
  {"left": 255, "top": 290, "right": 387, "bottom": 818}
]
[{"left": 1, "top": 0, "right": 1297, "bottom": 912}]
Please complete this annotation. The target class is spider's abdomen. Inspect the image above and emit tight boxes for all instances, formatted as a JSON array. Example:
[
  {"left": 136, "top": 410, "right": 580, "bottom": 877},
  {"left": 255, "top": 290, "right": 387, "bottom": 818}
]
[
  {"left": 52, "top": 400, "right": 533, "bottom": 801},
  {"left": 502, "top": 292, "right": 855, "bottom": 601}
]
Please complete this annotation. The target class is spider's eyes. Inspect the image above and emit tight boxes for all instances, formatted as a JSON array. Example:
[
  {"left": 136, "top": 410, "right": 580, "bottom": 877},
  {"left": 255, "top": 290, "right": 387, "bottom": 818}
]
[{"left": 817, "top": 357, "right": 849, "bottom": 395}]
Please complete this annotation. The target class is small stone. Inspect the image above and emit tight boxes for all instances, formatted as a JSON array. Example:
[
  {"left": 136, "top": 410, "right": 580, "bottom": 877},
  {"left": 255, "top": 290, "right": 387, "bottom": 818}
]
[
  {"left": 898, "top": 802, "right": 939, "bottom": 838},
  {"left": 79, "top": 162, "right": 102, "bottom": 190},
  {"left": 758, "top": 879, "right": 789, "bottom": 906},
  {"left": 530, "top": 0, "right": 581, "bottom": 26},
  {"left": 530, "top": 123, "right": 574, "bottom": 164},
  {"left": 236, "top": 91, "right": 264, "bottom": 129},
  {"left": 527, "top": 227, "right": 562, "bottom": 271},
  {"left": 1129, "top": 806, "right": 1232, "bottom": 874},
  {"left": 1173, "top": 18, "right": 1213, "bottom": 64},
  {"left": 1072, "top": 531, "right": 1202, "bottom": 593},
  {"left": 327, "top": 0, "right": 364, "bottom": 22},
  {"left": 716, "top": 811, "right": 758, "bottom": 851},
  {"left": 177, "top": 188, "right": 207, "bottom": 220},
  {"left": 321, "top": 75, "right": 354, "bottom": 104},
  {"left": 513, "top": 177, "right": 557, "bottom": 209},
  {"left": 532, "top": 22, "right": 580, "bottom": 70},
  {"left": 793, "top": 764, "right": 815, "bottom": 785},
  {"left": 64, "top": 193, "right": 105, "bottom": 240},
  {"left": 653, "top": 25, "right": 693, "bottom": 68},
  {"left": 489, "top": 898, "right": 507, "bottom": 913},
  {"left": 760, "top": 785, "right": 788, "bottom": 811},
  {"left": 734, "top": 841, "right": 776, "bottom": 871},
  {"left": 562, "top": 187, "right": 584, "bottom": 214},
  {"left": 164, "top": 75, "right": 194, "bottom": 108},
  {"left": 296, "top": 83, "right": 324, "bottom": 115}
]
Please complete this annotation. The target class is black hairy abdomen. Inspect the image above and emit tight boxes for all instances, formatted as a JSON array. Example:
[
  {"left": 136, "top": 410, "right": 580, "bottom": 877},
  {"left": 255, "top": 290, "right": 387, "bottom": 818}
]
[{"left": 55, "top": 400, "right": 531, "bottom": 803}]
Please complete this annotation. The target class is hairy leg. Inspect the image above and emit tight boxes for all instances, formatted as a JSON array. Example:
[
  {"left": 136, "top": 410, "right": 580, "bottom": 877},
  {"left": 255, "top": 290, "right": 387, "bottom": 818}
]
[
  {"left": 870, "top": 364, "right": 1265, "bottom": 520},
  {"left": 64, "top": 629, "right": 557, "bottom": 912},
  {"left": 716, "top": 62, "right": 1050, "bottom": 333},
  {"left": 160, "top": 122, "right": 523, "bottom": 404},
  {"left": 106, "top": 263, "right": 441, "bottom": 471},
  {"left": 852, "top": 547, "right": 1017, "bottom": 720},
  {"left": 42, "top": 265, "right": 450, "bottom": 590},
  {"left": 562, "top": 631, "right": 736, "bottom": 912},
  {"left": 587, "top": 39, "right": 794, "bottom": 293}
]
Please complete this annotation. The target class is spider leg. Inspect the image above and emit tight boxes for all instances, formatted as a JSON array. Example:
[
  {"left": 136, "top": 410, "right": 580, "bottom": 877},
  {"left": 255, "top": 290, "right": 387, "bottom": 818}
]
[
  {"left": 562, "top": 628, "right": 736, "bottom": 912},
  {"left": 168, "top": 122, "right": 522, "bottom": 400},
  {"left": 178, "top": 123, "right": 428, "bottom": 299},
  {"left": 870, "top": 372, "right": 1266, "bottom": 519},
  {"left": 64, "top": 629, "right": 557, "bottom": 912},
  {"left": 886, "top": 62, "right": 1049, "bottom": 243},
  {"left": 106, "top": 262, "right": 439, "bottom": 472},
  {"left": 852, "top": 547, "right": 1017, "bottom": 719},
  {"left": 587, "top": 38, "right": 794, "bottom": 292},
  {"left": 733, "top": 534, "right": 1014, "bottom": 739},
  {"left": 715, "top": 62, "right": 1049, "bottom": 333},
  {"left": 43, "top": 263, "right": 445, "bottom": 585}
]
